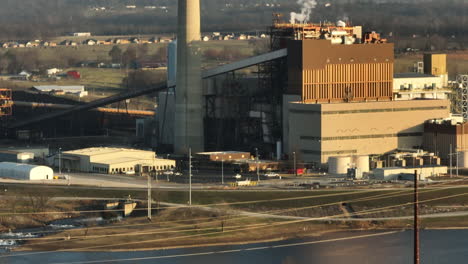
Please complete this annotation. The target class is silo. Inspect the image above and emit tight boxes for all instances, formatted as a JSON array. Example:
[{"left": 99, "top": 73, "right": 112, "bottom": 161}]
[
  {"left": 353, "top": 155, "right": 370, "bottom": 173},
  {"left": 328, "top": 156, "right": 352, "bottom": 175}
]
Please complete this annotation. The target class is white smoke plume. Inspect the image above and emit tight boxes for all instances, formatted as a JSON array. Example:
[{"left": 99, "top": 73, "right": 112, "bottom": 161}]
[{"left": 290, "top": 0, "right": 318, "bottom": 24}]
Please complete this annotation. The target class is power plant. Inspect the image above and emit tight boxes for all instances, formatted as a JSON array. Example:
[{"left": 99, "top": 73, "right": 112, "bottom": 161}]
[{"left": 0, "top": 5, "right": 463, "bottom": 172}]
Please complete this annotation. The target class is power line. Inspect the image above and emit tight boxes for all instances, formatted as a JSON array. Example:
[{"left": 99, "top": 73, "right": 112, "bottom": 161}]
[
  {"left": 48, "top": 231, "right": 402, "bottom": 264},
  {"left": 9, "top": 189, "right": 467, "bottom": 253}
]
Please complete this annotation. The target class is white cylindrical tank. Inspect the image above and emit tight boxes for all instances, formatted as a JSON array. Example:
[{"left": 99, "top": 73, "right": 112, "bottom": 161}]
[
  {"left": 276, "top": 141, "right": 282, "bottom": 161},
  {"left": 328, "top": 156, "right": 352, "bottom": 175},
  {"left": 330, "top": 37, "right": 343, "bottom": 45},
  {"left": 0, "top": 162, "right": 53, "bottom": 180},
  {"left": 353, "top": 155, "right": 370, "bottom": 176},
  {"left": 457, "top": 151, "right": 468, "bottom": 168}
]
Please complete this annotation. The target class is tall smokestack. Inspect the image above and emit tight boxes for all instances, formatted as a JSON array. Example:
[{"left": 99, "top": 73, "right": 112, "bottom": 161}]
[{"left": 175, "top": 0, "right": 204, "bottom": 154}]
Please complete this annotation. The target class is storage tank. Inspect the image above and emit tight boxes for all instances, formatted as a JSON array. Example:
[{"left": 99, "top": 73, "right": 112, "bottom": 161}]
[
  {"left": 353, "top": 155, "right": 370, "bottom": 174},
  {"left": 328, "top": 156, "right": 352, "bottom": 175},
  {"left": 457, "top": 151, "right": 468, "bottom": 168}
]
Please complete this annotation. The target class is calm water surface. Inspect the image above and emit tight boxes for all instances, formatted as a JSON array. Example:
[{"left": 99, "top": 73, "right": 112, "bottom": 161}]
[{"left": 1, "top": 230, "right": 467, "bottom": 264}]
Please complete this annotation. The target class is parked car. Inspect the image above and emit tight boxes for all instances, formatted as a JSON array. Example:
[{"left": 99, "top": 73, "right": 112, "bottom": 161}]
[
  {"left": 234, "top": 174, "right": 242, "bottom": 179},
  {"left": 264, "top": 172, "right": 280, "bottom": 177},
  {"left": 174, "top": 172, "right": 183, "bottom": 176}
]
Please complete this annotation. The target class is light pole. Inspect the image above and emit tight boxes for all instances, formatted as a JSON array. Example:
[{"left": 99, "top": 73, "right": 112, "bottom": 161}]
[
  {"left": 255, "top": 148, "right": 260, "bottom": 182},
  {"left": 58, "top": 148, "right": 62, "bottom": 174},
  {"left": 189, "top": 147, "right": 192, "bottom": 206},
  {"left": 293, "top": 151, "right": 297, "bottom": 176},
  {"left": 221, "top": 157, "right": 224, "bottom": 185},
  {"left": 449, "top": 144, "right": 452, "bottom": 177},
  {"left": 147, "top": 173, "right": 152, "bottom": 221}
]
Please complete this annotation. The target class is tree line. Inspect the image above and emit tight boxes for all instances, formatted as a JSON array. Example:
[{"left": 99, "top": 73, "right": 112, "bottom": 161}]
[{"left": 0, "top": 0, "right": 465, "bottom": 51}]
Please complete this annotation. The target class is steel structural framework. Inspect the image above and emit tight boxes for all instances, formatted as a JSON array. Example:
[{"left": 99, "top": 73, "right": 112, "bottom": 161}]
[
  {"left": 457, "top": 75, "right": 468, "bottom": 121},
  {"left": 0, "top": 88, "right": 12, "bottom": 116},
  {"left": 10, "top": 49, "right": 288, "bottom": 130}
]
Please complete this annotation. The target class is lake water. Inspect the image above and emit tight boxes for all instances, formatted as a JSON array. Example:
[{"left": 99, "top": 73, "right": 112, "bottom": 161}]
[{"left": 1, "top": 229, "right": 467, "bottom": 264}]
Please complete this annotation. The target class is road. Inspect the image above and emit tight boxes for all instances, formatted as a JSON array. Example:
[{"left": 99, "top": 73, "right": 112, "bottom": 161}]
[{"left": 0, "top": 171, "right": 467, "bottom": 193}]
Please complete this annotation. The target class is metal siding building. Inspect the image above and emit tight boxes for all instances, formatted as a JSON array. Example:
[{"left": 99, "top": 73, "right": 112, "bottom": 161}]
[{"left": 287, "top": 40, "right": 394, "bottom": 103}]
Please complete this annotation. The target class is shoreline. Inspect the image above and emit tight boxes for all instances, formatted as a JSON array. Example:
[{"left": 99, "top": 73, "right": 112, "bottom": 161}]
[{"left": 14, "top": 226, "right": 468, "bottom": 253}]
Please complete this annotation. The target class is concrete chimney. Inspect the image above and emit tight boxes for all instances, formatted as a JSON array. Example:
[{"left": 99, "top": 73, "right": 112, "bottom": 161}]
[{"left": 175, "top": 0, "right": 204, "bottom": 154}]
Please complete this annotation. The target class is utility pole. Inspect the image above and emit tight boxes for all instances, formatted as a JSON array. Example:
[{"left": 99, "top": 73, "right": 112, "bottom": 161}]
[
  {"left": 293, "top": 151, "right": 297, "bottom": 176},
  {"left": 189, "top": 147, "right": 192, "bottom": 206},
  {"left": 221, "top": 157, "right": 224, "bottom": 185},
  {"left": 58, "top": 148, "right": 62, "bottom": 174},
  {"left": 256, "top": 148, "right": 260, "bottom": 182},
  {"left": 449, "top": 144, "right": 452, "bottom": 177},
  {"left": 456, "top": 150, "right": 459, "bottom": 177},
  {"left": 147, "top": 173, "right": 152, "bottom": 221},
  {"left": 414, "top": 170, "right": 420, "bottom": 264}
]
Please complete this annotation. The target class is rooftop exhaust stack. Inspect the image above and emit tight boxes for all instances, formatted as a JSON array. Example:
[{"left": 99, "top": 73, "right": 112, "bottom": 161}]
[{"left": 175, "top": 0, "right": 204, "bottom": 154}]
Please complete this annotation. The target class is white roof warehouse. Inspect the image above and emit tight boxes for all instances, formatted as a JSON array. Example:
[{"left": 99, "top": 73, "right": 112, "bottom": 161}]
[{"left": 55, "top": 147, "right": 175, "bottom": 174}]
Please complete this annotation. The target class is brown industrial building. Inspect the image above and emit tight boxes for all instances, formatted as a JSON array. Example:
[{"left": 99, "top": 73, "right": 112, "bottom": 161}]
[
  {"left": 192, "top": 20, "right": 453, "bottom": 165},
  {"left": 287, "top": 40, "right": 394, "bottom": 103},
  {"left": 280, "top": 25, "right": 451, "bottom": 164}
]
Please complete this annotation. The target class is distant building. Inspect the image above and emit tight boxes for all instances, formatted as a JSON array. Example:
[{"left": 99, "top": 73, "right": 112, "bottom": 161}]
[
  {"left": 46, "top": 68, "right": 62, "bottom": 76},
  {"left": 73, "top": 32, "right": 92, "bottom": 37},
  {"left": 18, "top": 71, "right": 31, "bottom": 79},
  {"left": 32, "top": 85, "right": 88, "bottom": 97},
  {"left": 60, "top": 40, "right": 78, "bottom": 46},
  {"left": 67, "top": 70, "right": 81, "bottom": 79},
  {"left": 129, "top": 37, "right": 140, "bottom": 44},
  {"left": 83, "top": 39, "right": 97, "bottom": 46}
]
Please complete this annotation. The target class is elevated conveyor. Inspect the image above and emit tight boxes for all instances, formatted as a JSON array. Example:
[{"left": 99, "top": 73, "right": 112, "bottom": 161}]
[{"left": 10, "top": 49, "right": 288, "bottom": 129}]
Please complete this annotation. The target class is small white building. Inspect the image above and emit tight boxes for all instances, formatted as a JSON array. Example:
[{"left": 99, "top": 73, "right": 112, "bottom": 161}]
[
  {"left": 373, "top": 166, "right": 447, "bottom": 181},
  {"left": 46, "top": 68, "right": 62, "bottom": 76},
  {"left": 56, "top": 147, "right": 176, "bottom": 174},
  {"left": 0, "top": 162, "right": 53, "bottom": 180},
  {"left": 73, "top": 32, "right": 92, "bottom": 37},
  {"left": 393, "top": 73, "right": 450, "bottom": 100}
]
